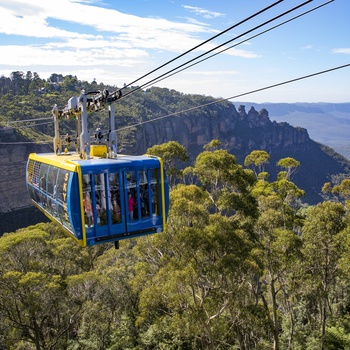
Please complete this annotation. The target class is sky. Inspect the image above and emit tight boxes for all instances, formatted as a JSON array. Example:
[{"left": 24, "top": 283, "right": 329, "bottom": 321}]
[{"left": 0, "top": 0, "right": 349, "bottom": 103}]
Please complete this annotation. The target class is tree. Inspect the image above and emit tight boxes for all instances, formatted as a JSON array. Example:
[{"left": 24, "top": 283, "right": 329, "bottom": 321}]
[
  {"left": 0, "top": 223, "right": 109, "bottom": 349},
  {"left": 133, "top": 184, "right": 260, "bottom": 349},
  {"left": 277, "top": 157, "right": 300, "bottom": 180},
  {"left": 301, "top": 202, "right": 346, "bottom": 349},
  {"left": 251, "top": 158, "right": 305, "bottom": 350},
  {"left": 244, "top": 150, "right": 270, "bottom": 177},
  {"left": 146, "top": 141, "right": 189, "bottom": 188},
  {"left": 194, "top": 148, "right": 257, "bottom": 217},
  {"left": 203, "top": 139, "right": 222, "bottom": 151},
  {"left": 10, "top": 71, "right": 25, "bottom": 94},
  {"left": 0, "top": 226, "right": 69, "bottom": 350}
]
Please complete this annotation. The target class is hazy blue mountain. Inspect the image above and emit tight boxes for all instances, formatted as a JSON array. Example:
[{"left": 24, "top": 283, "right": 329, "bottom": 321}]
[{"left": 236, "top": 102, "right": 350, "bottom": 159}]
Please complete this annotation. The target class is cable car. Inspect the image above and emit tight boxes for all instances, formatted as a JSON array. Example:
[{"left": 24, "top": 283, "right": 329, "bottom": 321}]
[{"left": 26, "top": 90, "right": 169, "bottom": 247}]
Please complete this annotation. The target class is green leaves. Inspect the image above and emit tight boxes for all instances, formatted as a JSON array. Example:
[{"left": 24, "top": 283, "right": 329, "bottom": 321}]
[
  {"left": 147, "top": 141, "right": 189, "bottom": 188},
  {"left": 1, "top": 145, "right": 350, "bottom": 349}
]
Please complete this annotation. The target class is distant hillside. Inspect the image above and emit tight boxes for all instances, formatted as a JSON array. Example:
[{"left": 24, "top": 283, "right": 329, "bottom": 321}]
[{"left": 236, "top": 102, "right": 350, "bottom": 159}]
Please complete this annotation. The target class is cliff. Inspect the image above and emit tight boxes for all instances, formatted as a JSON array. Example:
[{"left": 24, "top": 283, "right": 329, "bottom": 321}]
[
  {"left": 128, "top": 101, "right": 350, "bottom": 204},
  {"left": 0, "top": 129, "right": 51, "bottom": 233},
  {"left": 0, "top": 141, "right": 51, "bottom": 212}
]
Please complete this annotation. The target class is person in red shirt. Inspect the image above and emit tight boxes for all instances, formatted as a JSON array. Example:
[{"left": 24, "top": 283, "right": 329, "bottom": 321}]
[{"left": 128, "top": 192, "right": 135, "bottom": 221}]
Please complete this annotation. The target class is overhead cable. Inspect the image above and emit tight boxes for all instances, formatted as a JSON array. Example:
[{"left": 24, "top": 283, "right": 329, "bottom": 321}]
[
  {"left": 120, "top": 0, "right": 314, "bottom": 100},
  {"left": 6, "top": 117, "right": 53, "bottom": 124},
  {"left": 116, "top": 63, "right": 350, "bottom": 132},
  {"left": 118, "top": 0, "right": 284, "bottom": 92},
  {"left": 141, "top": 0, "right": 334, "bottom": 90},
  {"left": 11, "top": 121, "right": 53, "bottom": 129},
  {"left": 0, "top": 141, "right": 52, "bottom": 145}
]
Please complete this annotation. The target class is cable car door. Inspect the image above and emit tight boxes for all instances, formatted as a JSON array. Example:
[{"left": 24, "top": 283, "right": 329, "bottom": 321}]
[{"left": 83, "top": 171, "right": 126, "bottom": 243}]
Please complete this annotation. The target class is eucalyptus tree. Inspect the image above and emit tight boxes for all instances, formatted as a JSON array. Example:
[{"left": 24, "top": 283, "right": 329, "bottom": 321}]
[
  {"left": 277, "top": 157, "right": 300, "bottom": 180},
  {"left": 194, "top": 147, "right": 257, "bottom": 218},
  {"left": 146, "top": 140, "right": 189, "bottom": 189},
  {"left": 132, "top": 183, "right": 261, "bottom": 349},
  {"left": 244, "top": 150, "right": 270, "bottom": 177},
  {"left": 301, "top": 201, "right": 347, "bottom": 349},
  {"left": 246, "top": 151, "right": 305, "bottom": 350},
  {"left": 131, "top": 144, "right": 261, "bottom": 349},
  {"left": 0, "top": 224, "right": 70, "bottom": 350},
  {"left": 0, "top": 223, "right": 109, "bottom": 350}
]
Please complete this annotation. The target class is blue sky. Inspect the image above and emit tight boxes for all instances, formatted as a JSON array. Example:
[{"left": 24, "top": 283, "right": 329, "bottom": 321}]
[{"left": 0, "top": 0, "right": 349, "bottom": 103}]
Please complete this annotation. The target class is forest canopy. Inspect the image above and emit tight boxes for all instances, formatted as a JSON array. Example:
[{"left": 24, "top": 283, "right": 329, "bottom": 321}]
[{"left": 1, "top": 141, "right": 350, "bottom": 350}]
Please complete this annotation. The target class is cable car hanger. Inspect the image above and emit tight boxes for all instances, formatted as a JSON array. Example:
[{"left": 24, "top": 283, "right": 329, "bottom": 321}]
[{"left": 52, "top": 88, "right": 122, "bottom": 159}]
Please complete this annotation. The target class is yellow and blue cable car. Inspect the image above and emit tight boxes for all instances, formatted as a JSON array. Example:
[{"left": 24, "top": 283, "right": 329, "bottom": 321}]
[{"left": 26, "top": 90, "right": 169, "bottom": 247}]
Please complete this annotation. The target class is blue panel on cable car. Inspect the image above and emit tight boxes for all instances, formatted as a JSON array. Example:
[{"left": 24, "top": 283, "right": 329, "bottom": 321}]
[{"left": 26, "top": 152, "right": 169, "bottom": 247}]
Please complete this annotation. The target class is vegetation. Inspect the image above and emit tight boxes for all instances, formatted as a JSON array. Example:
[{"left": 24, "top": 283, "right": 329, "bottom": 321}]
[
  {"left": 1, "top": 138, "right": 350, "bottom": 349},
  {"left": 0, "top": 71, "right": 221, "bottom": 151}
]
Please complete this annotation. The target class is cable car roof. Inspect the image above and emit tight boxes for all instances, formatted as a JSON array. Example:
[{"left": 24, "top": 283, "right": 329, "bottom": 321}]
[{"left": 29, "top": 152, "right": 161, "bottom": 172}]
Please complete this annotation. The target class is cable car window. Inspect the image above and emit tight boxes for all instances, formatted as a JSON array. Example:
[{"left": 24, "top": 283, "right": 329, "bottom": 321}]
[
  {"left": 56, "top": 169, "right": 71, "bottom": 231},
  {"left": 109, "top": 172, "right": 122, "bottom": 224},
  {"left": 47, "top": 166, "right": 59, "bottom": 215},
  {"left": 141, "top": 184, "right": 150, "bottom": 218},
  {"left": 83, "top": 174, "right": 93, "bottom": 228},
  {"left": 126, "top": 171, "right": 138, "bottom": 221},
  {"left": 150, "top": 168, "right": 160, "bottom": 216},
  {"left": 32, "top": 160, "right": 40, "bottom": 188},
  {"left": 139, "top": 170, "right": 149, "bottom": 218},
  {"left": 39, "top": 163, "right": 49, "bottom": 208},
  {"left": 94, "top": 173, "right": 107, "bottom": 226},
  {"left": 27, "top": 160, "right": 41, "bottom": 204},
  {"left": 140, "top": 169, "right": 147, "bottom": 185}
]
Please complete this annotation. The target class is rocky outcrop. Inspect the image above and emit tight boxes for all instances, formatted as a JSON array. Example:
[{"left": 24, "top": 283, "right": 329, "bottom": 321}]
[
  {"left": 131, "top": 103, "right": 311, "bottom": 163},
  {"left": 129, "top": 102, "right": 349, "bottom": 204}
]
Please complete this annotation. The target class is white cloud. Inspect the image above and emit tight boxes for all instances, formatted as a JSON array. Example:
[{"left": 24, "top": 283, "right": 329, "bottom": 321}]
[
  {"left": 0, "top": 0, "right": 220, "bottom": 73},
  {"left": 332, "top": 48, "right": 350, "bottom": 54},
  {"left": 0, "top": 0, "right": 212, "bottom": 36},
  {"left": 182, "top": 5, "right": 225, "bottom": 19},
  {"left": 302, "top": 45, "right": 313, "bottom": 50},
  {"left": 0, "top": 45, "right": 148, "bottom": 66},
  {"left": 0, "top": 0, "right": 260, "bottom": 92}
]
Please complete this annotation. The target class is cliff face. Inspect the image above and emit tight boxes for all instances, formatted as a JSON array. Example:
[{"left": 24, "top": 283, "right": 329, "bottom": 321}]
[
  {"left": 0, "top": 141, "right": 51, "bottom": 212},
  {"left": 129, "top": 103, "right": 349, "bottom": 204},
  {"left": 132, "top": 103, "right": 311, "bottom": 161}
]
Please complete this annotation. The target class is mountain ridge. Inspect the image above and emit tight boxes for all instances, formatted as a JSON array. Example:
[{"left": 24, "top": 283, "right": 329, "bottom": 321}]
[{"left": 235, "top": 102, "right": 350, "bottom": 158}]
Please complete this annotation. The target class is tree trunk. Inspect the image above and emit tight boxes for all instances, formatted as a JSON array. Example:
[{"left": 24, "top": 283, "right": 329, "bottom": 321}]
[{"left": 270, "top": 279, "right": 279, "bottom": 350}]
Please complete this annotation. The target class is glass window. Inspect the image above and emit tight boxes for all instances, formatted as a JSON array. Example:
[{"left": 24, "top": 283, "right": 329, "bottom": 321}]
[
  {"left": 56, "top": 169, "right": 71, "bottom": 230},
  {"left": 27, "top": 161, "right": 40, "bottom": 204},
  {"left": 150, "top": 169, "right": 160, "bottom": 216},
  {"left": 47, "top": 166, "right": 59, "bottom": 215},
  {"left": 109, "top": 172, "right": 122, "bottom": 224},
  {"left": 31, "top": 160, "right": 41, "bottom": 188},
  {"left": 139, "top": 169, "right": 148, "bottom": 185},
  {"left": 126, "top": 171, "right": 138, "bottom": 221},
  {"left": 38, "top": 163, "right": 49, "bottom": 207},
  {"left": 94, "top": 173, "right": 107, "bottom": 226},
  {"left": 83, "top": 174, "right": 93, "bottom": 228},
  {"left": 28, "top": 185, "right": 40, "bottom": 204},
  {"left": 141, "top": 183, "right": 150, "bottom": 218}
]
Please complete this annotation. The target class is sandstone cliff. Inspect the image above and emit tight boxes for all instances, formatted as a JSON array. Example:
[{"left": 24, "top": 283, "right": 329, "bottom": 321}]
[
  {"left": 0, "top": 141, "right": 51, "bottom": 212},
  {"left": 128, "top": 102, "right": 350, "bottom": 204}
]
